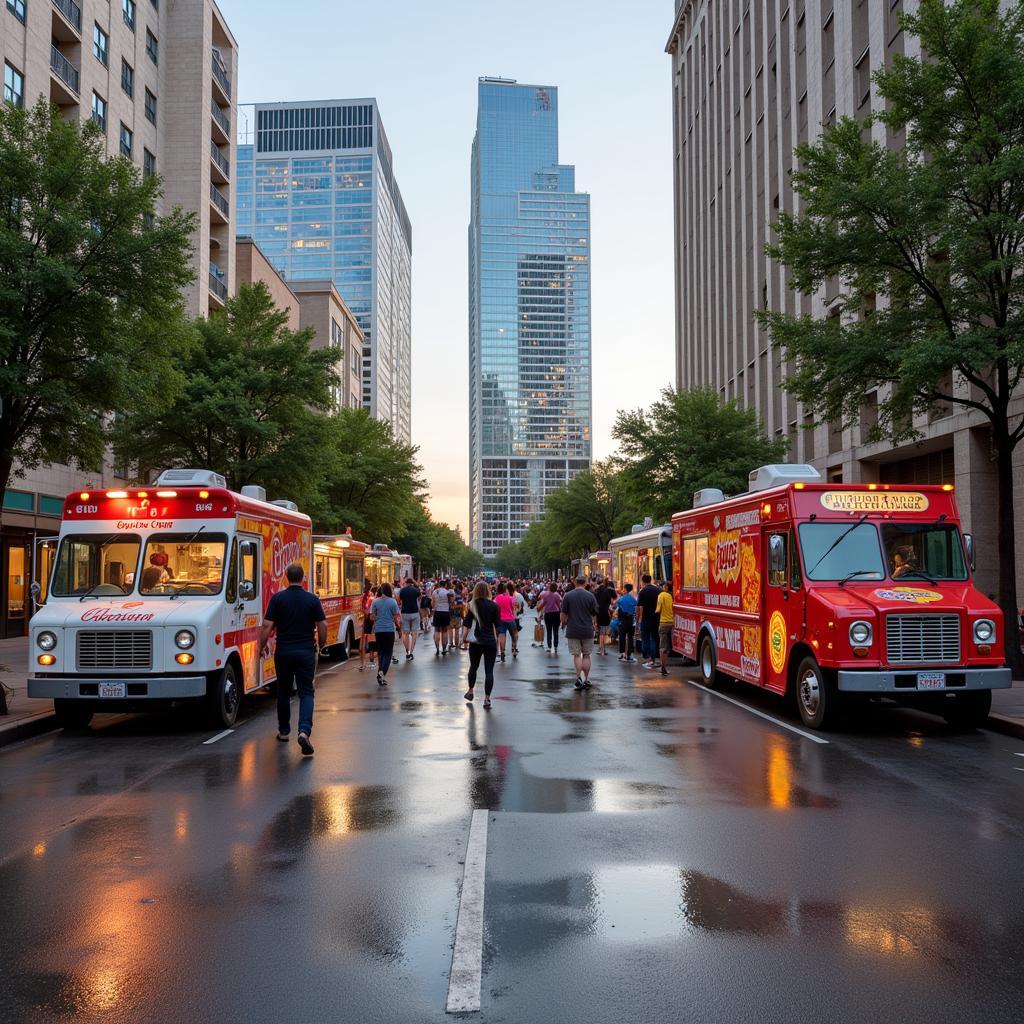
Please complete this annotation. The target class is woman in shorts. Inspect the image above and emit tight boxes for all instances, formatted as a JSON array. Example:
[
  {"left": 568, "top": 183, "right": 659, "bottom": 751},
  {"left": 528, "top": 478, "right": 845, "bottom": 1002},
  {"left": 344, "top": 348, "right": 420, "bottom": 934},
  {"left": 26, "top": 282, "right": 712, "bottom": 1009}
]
[
  {"left": 419, "top": 590, "right": 432, "bottom": 633},
  {"left": 449, "top": 582, "right": 465, "bottom": 650},
  {"left": 360, "top": 582, "right": 377, "bottom": 670}
]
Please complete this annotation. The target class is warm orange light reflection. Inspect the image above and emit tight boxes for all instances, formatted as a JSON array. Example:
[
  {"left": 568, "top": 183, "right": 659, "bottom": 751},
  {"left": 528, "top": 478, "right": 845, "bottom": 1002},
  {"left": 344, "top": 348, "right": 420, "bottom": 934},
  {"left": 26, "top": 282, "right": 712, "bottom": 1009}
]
[
  {"left": 32, "top": 842, "right": 46, "bottom": 857},
  {"left": 175, "top": 808, "right": 188, "bottom": 841},
  {"left": 844, "top": 906, "right": 938, "bottom": 958},
  {"left": 106, "top": 490, "right": 128, "bottom": 499},
  {"left": 766, "top": 734, "right": 793, "bottom": 809},
  {"left": 37, "top": 654, "right": 56, "bottom": 666},
  {"left": 199, "top": 490, "right": 209, "bottom": 498},
  {"left": 79, "top": 492, "right": 90, "bottom": 501},
  {"left": 156, "top": 490, "right": 177, "bottom": 497}
]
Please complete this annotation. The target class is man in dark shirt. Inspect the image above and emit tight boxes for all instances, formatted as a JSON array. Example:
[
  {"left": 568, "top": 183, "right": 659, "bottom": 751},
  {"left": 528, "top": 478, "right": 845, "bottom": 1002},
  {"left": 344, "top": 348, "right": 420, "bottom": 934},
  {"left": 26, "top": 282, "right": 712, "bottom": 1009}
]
[
  {"left": 636, "top": 574, "right": 662, "bottom": 669},
  {"left": 398, "top": 577, "right": 422, "bottom": 661},
  {"left": 561, "top": 576, "right": 599, "bottom": 690},
  {"left": 260, "top": 562, "right": 326, "bottom": 756},
  {"left": 594, "top": 580, "right": 616, "bottom": 657}
]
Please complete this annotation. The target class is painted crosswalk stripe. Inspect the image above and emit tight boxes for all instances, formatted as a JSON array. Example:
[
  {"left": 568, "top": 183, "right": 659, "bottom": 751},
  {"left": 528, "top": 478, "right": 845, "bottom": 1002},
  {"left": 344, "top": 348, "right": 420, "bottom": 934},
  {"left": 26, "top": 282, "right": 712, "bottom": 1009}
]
[
  {"left": 202, "top": 729, "right": 234, "bottom": 745},
  {"left": 687, "top": 680, "right": 829, "bottom": 745},
  {"left": 446, "top": 809, "right": 489, "bottom": 1014}
]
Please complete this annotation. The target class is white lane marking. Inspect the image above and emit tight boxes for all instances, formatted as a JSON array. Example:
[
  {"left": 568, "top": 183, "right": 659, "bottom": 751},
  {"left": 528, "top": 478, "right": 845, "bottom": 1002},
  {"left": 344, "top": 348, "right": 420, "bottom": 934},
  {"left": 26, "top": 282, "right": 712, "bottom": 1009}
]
[
  {"left": 1015, "top": 753, "right": 1024, "bottom": 758},
  {"left": 446, "top": 809, "right": 489, "bottom": 1014},
  {"left": 202, "top": 729, "right": 235, "bottom": 745},
  {"left": 687, "top": 680, "right": 830, "bottom": 745}
]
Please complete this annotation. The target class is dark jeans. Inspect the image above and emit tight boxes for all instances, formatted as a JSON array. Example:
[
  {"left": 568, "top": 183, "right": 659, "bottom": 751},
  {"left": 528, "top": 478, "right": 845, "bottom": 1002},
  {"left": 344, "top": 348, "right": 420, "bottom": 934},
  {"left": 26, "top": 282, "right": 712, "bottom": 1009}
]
[
  {"left": 618, "top": 613, "right": 635, "bottom": 656},
  {"left": 467, "top": 642, "right": 497, "bottom": 695},
  {"left": 544, "top": 612, "right": 561, "bottom": 649},
  {"left": 375, "top": 631, "right": 396, "bottom": 675},
  {"left": 276, "top": 647, "right": 315, "bottom": 737},
  {"left": 639, "top": 619, "right": 658, "bottom": 661}
]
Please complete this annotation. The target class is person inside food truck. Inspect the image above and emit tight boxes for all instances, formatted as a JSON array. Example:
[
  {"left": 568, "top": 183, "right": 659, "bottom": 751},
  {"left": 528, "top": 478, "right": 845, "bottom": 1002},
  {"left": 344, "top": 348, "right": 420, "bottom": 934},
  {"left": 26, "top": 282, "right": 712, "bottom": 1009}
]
[
  {"left": 891, "top": 544, "right": 917, "bottom": 578},
  {"left": 140, "top": 552, "right": 172, "bottom": 590}
]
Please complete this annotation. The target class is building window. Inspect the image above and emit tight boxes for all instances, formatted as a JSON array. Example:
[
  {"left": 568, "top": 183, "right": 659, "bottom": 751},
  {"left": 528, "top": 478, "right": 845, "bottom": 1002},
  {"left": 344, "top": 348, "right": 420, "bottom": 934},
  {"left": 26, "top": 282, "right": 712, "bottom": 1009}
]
[
  {"left": 119, "top": 122, "right": 132, "bottom": 158},
  {"left": 3, "top": 61, "right": 24, "bottom": 108},
  {"left": 144, "top": 88, "right": 156, "bottom": 125},
  {"left": 143, "top": 147, "right": 156, "bottom": 178},
  {"left": 121, "top": 58, "right": 134, "bottom": 98},
  {"left": 93, "top": 24, "right": 109, "bottom": 67},
  {"left": 122, "top": 0, "right": 135, "bottom": 30},
  {"left": 146, "top": 29, "right": 158, "bottom": 65},
  {"left": 6, "top": 0, "right": 26, "bottom": 24},
  {"left": 91, "top": 92, "right": 106, "bottom": 131}
]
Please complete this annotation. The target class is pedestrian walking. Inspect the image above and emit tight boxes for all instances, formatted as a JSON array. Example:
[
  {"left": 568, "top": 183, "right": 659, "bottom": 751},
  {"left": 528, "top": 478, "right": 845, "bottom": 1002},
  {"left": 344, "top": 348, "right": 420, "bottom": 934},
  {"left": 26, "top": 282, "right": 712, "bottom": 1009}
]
[
  {"left": 616, "top": 582, "right": 638, "bottom": 661},
  {"left": 419, "top": 587, "right": 432, "bottom": 633},
  {"left": 398, "top": 577, "right": 422, "bottom": 660},
  {"left": 368, "top": 582, "right": 403, "bottom": 687},
  {"left": 360, "top": 582, "right": 377, "bottom": 671},
  {"left": 450, "top": 582, "right": 465, "bottom": 650},
  {"left": 595, "top": 579, "right": 615, "bottom": 656},
  {"left": 636, "top": 574, "right": 661, "bottom": 668},
  {"left": 537, "top": 581, "right": 563, "bottom": 652},
  {"left": 494, "top": 582, "right": 516, "bottom": 661},
  {"left": 463, "top": 580, "right": 500, "bottom": 708},
  {"left": 561, "top": 576, "right": 599, "bottom": 689},
  {"left": 432, "top": 579, "right": 452, "bottom": 654},
  {"left": 657, "top": 580, "right": 674, "bottom": 676},
  {"left": 513, "top": 584, "right": 527, "bottom": 656},
  {"left": 259, "top": 562, "right": 326, "bottom": 756}
]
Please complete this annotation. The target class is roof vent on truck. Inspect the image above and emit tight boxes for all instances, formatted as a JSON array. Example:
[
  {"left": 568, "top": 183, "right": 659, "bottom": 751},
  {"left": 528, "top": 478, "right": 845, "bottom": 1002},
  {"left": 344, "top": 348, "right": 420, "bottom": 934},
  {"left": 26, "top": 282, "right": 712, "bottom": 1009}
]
[
  {"left": 271, "top": 499, "right": 299, "bottom": 512},
  {"left": 693, "top": 488, "right": 726, "bottom": 508},
  {"left": 156, "top": 468, "right": 227, "bottom": 488},
  {"left": 240, "top": 485, "right": 267, "bottom": 502},
  {"left": 748, "top": 464, "right": 822, "bottom": 492}
]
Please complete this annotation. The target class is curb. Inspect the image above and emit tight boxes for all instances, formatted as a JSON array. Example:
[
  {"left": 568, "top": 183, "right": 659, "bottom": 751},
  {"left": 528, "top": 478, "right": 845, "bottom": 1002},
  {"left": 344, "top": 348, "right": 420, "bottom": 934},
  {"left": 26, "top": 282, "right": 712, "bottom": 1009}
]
[
  {"left": 0, "top": 712, "right": 58, "bottom": 749},
  {"left": 984, "top": 712, "right": 1024, "bottom": 742}
]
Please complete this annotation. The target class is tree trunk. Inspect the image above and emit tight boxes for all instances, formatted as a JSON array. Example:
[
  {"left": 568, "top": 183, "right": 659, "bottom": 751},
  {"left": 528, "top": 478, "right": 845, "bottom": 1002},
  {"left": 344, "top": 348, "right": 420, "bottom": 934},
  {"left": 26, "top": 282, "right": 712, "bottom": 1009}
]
[{"left": 992, "top": 425, "right": 1024, "bottom": 676}]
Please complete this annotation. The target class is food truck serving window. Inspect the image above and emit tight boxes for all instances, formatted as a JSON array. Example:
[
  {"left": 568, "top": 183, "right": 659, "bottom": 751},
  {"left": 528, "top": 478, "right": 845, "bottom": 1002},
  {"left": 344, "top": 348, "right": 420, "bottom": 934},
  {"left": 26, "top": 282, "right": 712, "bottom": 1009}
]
[
  {"left": 51, "top": 534, "right": 141, "bottom": 597},
  {"left": 345, "top": 555, "right": 363, "bottom": 596},
  {"left": 881, "top": 523, "right": 968, "bottom": 581},
  {"left": 139, "top": 534, "right": 228, "bottom": 595},
  {"left": 681, "top": 535, "right": 709, "bottom": 590},
  {"left": 797, "top": 523, "right": 885, "bottom": 582}
]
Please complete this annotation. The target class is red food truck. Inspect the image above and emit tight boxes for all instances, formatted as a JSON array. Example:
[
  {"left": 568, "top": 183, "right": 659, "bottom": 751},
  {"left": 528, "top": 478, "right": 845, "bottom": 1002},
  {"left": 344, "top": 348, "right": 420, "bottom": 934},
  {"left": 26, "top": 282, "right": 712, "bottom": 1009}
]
[{"left": 671, "top": 465, "right": 1011, "bottom": 729}]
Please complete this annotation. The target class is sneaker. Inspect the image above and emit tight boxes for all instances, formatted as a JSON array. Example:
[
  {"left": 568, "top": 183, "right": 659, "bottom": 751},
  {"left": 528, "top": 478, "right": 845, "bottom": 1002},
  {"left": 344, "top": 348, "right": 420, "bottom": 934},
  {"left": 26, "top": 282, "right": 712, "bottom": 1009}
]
[
  {"left": 297, "top": 733, "right": 314, "bottom": 756},
  {"left": 500, "top": 653, "right": 505, "bottom": 663},
  {"left": 276, "top": 731, "right": 289, "bottom": 742},
  {"left": 483, "top": 698, "right": 492, "bottom": 709},
  {"left": 464, "top": 688, "right": 474, "bottom": 702},
  {"left": 377, "top": 671, "right": 385, "bottom": 687},
  {"left": 574, "top": 677, "right": 585, "bottom": 690},
  {"left": 661, "top": 667, "right": 669, "bottom": 676},
  {"left": 546, "top": 647, "right": 552, "bottom": 654},
  {"left": 409, "top": 653, "right": 414, "bottom": 661},
  {"left": 618, "top": 654, "right": 625, "bottom": 661},
  {"left": 583, "top": 679, "right": 592, "bottom": 689}
]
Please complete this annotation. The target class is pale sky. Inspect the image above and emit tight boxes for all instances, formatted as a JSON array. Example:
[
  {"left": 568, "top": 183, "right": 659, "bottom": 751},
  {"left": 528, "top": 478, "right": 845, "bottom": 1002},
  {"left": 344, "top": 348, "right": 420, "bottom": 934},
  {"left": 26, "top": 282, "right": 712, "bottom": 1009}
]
[{"left": 218, "top": 0, "right": 676, "bottom": 537}]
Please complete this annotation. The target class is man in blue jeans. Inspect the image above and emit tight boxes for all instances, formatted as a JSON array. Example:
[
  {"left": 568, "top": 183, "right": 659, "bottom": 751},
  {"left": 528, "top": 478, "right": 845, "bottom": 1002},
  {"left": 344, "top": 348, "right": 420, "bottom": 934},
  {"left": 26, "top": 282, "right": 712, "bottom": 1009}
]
[
  {"left": 636, "top": 574, "right": 661, "bottom": 669},
  {"left": 260, "top": 562, "right": 327, "bottom": 756}
]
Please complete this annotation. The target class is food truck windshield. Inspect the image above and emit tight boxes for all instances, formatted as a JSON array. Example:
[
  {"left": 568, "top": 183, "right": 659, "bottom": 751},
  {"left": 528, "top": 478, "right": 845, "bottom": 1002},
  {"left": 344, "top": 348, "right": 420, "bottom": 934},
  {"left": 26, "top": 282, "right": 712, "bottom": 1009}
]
[
  {"left": 50, "top": 533, "right": 142, "bottom": 597},
  {"left": 138, "top": 534, "right": 228, "bottom": 595}
]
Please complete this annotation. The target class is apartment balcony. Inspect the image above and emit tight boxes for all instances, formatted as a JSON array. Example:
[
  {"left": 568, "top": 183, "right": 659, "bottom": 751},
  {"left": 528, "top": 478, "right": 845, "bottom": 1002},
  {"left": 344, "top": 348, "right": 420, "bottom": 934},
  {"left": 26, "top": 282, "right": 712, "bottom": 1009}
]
[
  {"left": 208, "top": 269, "right": 228, "bottom": 306},
  {"left": 211, "top": 50, "right": 231, "bottom": 103},
  {"left": 209, "top": 182, "right": 230, "bottom": 224},
  {"left": 51, "top": 0, "right": 82, "bottom": 38},
  {"left": 210, "top": 142, "right": 230, "bottom": 184},
  {"left": 49, "top": 45, "right": 80, "bottom": 105},
  {"left": 210, "top": 99, "right": 230, "bottom": 144}
]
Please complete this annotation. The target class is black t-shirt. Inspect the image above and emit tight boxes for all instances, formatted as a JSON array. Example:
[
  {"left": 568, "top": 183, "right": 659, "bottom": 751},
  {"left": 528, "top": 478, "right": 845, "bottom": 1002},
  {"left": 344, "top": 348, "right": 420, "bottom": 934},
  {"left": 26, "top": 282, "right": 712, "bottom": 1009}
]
[
  {"left": 464, "top": 598, "right": 500, "bottom": 646},
  {"left": 398, "top": 585, "right": 421, "bottom": 615},
  {"left": 637, "top": 584, "right": 661, "bottom": 621},
  {"left": 265, "top": 586, "right": 326, "bottom": 651},
  {"left": 595, "top": 586, "right": 615, "bottom": 613}
]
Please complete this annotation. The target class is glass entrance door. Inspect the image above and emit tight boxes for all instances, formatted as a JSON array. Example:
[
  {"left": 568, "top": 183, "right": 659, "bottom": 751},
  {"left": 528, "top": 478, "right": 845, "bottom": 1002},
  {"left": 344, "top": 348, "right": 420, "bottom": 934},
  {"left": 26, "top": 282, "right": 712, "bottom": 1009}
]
[{"left": 2, "top": 539, "right": 30, "bottom": 638}]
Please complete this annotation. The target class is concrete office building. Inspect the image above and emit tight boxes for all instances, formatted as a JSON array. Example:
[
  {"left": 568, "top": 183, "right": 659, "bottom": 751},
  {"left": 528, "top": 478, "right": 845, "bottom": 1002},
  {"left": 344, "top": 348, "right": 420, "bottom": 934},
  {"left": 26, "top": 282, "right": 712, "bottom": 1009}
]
[
  {"left": 235, "top": 99, "right": 412, "bottom": 441},
  {"left": 666, "top": 0, "right": 1024, "bottom": 598},
  {"left": 468, "top": 78, "right": 592, "bottom": 557},
  {"left": 0, "top": 0, "right": 238, "bottom": 635}
]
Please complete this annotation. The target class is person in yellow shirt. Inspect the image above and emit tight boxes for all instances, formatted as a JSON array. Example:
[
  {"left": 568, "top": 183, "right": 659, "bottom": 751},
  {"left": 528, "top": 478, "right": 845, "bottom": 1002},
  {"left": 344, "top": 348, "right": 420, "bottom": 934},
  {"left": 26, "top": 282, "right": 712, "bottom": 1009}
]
[{"left": 656, "top": 581, "right": 674, "bottom": 677}]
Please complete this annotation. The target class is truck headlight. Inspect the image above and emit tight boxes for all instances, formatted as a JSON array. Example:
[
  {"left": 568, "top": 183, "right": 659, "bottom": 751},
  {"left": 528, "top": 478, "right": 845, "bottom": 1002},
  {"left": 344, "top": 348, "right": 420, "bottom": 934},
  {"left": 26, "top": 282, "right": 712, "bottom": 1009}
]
[
  {"left": 973, "top": 619, "right": 995, "bottom": 644},
  {"left": 174, "top": 629, "right": 196, "bottom": 650},
  {"left": 849, "top": 621, "right": 872, "bottom": 646},
  {"left": 37, "top": 631, "right": 58, "bottom": 651}
]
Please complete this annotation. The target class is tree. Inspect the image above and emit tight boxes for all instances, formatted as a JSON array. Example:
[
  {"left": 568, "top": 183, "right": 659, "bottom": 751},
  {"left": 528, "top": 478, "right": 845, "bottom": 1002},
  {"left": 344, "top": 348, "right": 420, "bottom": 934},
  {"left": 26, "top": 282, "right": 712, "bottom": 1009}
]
[
  {"left": 393, "top": 506, "right": 480, "bottom": 577},
  {"left": 0, "top": 99, "right": 196, "bottom": 497},
  {"left": 613, "top": 387, "right": 788, "bottom": 521},
  {"left": 760, "top": 0, "right": 1024, "bottom": 670},
  {"left": 113, "top": 282, "right": 338, "bottom": 508},
  {"left": 310, "top": 408, "right": 422, "bottom": 541}
]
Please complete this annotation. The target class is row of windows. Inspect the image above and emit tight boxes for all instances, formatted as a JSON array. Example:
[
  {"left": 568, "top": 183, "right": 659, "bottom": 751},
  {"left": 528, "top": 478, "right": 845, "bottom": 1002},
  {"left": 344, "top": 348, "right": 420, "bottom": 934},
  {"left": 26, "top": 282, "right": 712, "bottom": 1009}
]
[{"left": 257, "top": 126, "right": 372, "bottom": 154}]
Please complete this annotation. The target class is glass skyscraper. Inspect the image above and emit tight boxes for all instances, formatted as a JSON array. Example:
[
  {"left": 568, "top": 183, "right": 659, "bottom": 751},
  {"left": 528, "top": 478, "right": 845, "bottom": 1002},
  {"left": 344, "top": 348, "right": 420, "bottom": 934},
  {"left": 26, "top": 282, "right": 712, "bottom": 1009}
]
[
  {"left": 469, "top": 78, "right": 592, "bottom": 557},
  {"left": 236, "top": 100, "right": 412, "bottom": 441}
]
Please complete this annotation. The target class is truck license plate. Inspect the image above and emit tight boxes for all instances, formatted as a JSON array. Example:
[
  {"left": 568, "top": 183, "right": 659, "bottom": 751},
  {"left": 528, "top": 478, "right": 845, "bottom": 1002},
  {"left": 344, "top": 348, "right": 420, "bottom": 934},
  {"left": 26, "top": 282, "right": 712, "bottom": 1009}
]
[
  {"left": 917, "top": 672, "right": 946, "bottom": 691},
  {"left": 99, "top": 683, "right": 126, "bottom": 698}
]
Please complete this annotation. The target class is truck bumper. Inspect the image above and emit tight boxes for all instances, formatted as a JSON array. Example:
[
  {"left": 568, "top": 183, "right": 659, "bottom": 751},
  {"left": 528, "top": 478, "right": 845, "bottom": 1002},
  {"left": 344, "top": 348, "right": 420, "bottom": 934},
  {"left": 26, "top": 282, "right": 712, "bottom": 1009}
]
[
  {"left": 28, "top": 675, "right": 207, "bottom": 700},
  {"left": 837, "top": 667, "right": 1012, "bottom": 693}
]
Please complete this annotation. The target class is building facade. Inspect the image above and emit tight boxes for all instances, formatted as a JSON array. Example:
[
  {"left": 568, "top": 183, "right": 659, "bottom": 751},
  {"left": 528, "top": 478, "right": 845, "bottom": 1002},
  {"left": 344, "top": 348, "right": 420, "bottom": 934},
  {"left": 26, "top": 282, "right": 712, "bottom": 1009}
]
[
  {"left": 235, "top": 236, "right": 300, "bottom": 330},
  {"left": 666, "top": 0, "right": 1024, "bottom": 600},
  {"left": 0, "top": 0, "right": 238, "bottom": 636},
  {"left": 468, "top": 78, "right": 592, "bottom": 557},
  {"left": 235, "top": 99, "right": 412, "bottom": 441}
]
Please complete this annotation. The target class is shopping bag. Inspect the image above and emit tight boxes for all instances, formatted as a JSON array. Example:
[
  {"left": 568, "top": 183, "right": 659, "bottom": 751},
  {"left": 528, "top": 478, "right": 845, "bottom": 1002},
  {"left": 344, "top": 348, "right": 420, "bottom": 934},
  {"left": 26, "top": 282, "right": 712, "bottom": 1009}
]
[{"left": 534, "top": 621, "right": 544, "bottom": 643}]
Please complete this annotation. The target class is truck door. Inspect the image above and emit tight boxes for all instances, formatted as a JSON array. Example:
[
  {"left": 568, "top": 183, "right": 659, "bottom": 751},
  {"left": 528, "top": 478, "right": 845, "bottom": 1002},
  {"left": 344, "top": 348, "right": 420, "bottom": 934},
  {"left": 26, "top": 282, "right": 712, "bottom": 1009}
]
[
  {"left": 762, "top": 527, "right": 797, "bottom": 694},
  {"left": 231, "top": 534, "right": 263, "bottom": 690}
]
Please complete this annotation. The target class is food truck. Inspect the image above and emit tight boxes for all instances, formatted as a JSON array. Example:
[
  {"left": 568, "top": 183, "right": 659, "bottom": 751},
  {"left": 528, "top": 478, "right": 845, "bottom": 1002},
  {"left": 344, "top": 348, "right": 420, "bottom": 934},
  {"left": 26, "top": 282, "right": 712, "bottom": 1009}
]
[
  {"left": 570, "top": 551, "right": 612, "bottom": 581},
  {"left": 27, "top": 470, "right": 312, "bottom": 729},
  {"left": 312, "top": 531, "right": 367, "bottom": 659},
  {"left": 610, "top": 522, "right": 673, "bottom": 587},
  {"left": 365, "top": 544, "right": 401, "bottom": 588},
  {"left": 671, "top": 464, "right": 1010, "bottom": 729}
]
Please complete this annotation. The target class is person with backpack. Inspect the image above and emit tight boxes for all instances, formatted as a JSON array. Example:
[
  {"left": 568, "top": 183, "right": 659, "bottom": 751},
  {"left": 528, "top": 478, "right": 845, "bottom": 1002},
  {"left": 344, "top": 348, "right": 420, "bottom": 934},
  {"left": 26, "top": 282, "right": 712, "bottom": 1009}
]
[
  {"left": 616, "top": 582, "right": 638, "bottom": 661},
  {"left": 463, "top": 581, "right": 500, "bottom": 709}
]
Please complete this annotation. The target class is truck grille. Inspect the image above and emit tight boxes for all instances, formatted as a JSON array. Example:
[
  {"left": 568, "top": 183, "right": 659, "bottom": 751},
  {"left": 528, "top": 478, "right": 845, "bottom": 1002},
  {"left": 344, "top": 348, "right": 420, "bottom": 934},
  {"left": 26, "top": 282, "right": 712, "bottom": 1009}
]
[
  {"left": 885, "top": 614, "right": 960, "bottom": 665},
  {"left": 77, "top": 630, "right": 153, "bottom": 670}
]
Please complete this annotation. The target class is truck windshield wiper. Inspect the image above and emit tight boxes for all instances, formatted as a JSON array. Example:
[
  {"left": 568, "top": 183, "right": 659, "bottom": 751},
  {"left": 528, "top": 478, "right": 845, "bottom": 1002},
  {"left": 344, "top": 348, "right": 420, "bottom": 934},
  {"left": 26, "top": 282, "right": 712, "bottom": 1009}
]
[
  {"left": 837, "top": 569, "right": 880, "bottom": 587},
  {"left": 894, "top": 568, "right": 938, "bottom": 585},
  {"left": 807, "top": 514, "right": 869, "bottom": 579},
  {"left": 78, "top": 534, "right": 119, "bottom": 600}
]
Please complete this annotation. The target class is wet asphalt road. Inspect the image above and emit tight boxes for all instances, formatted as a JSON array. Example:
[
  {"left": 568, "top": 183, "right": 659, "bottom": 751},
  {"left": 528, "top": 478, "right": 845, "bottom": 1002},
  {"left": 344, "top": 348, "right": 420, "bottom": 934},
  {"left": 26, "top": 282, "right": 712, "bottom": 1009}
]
[{"left": 1, "top": 636, "right": 1023, "bottom": 1024}]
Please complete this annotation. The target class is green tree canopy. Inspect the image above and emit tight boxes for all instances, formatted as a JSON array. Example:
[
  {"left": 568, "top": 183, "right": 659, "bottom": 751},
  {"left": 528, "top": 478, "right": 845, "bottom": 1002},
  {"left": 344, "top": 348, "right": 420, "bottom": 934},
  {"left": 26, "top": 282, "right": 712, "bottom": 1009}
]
[
  {"left": 0, "top": 99, "right": 196, "bottom": 496},
  {"left": 613, "top": 386, "right": 788, "bottom": 521},
  {"left": 391, "top": 503, "right": 479, "bottom": 578},
  {"left": 113, "top": 281, "right": 338, "bottom": 509},
  {"left": 760, "top": 0, "right": 1024, "bottom": 668}
]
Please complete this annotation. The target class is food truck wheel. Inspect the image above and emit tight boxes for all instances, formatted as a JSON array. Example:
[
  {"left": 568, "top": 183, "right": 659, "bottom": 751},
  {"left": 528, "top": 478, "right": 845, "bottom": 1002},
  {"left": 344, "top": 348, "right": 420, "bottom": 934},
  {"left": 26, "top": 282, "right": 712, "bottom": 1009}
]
[
  {"left": 939, "top": 689, "right": 991, "bottom": 729},
  {"left": 53, "top": 700, "right": 94, "bottom": 730},
  {"left": 795, "top": 657, "right": 839, "bottom": 730},
  {"left": 207, "top": 664, "right": 241, "bottom": 728},
  {"left": 698, "top": 634, "right": 726, "bottom": 687}
]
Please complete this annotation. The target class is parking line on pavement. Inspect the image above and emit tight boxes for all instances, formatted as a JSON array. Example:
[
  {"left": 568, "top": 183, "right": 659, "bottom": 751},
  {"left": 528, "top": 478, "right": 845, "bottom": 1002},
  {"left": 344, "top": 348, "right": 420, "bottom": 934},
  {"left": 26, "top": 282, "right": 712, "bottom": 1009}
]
[
  {"left": 687, "top": 680, "right": 829, "bottom": 745},
  {"left": 446, "top": 809, "right": 489, "bottom": 1014},
  {"left": 202, "top": 729, "right": 235, "bottom": 745}
]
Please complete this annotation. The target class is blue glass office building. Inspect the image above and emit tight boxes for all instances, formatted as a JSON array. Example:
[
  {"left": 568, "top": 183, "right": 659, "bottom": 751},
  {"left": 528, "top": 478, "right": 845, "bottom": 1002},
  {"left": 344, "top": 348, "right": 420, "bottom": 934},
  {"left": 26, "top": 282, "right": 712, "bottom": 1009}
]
[
  {"left": 236, "top": 100, "right": 412, "bottom": 441},
  {"left": 469, "top": 79, "right": 592, "bottom": 556}
]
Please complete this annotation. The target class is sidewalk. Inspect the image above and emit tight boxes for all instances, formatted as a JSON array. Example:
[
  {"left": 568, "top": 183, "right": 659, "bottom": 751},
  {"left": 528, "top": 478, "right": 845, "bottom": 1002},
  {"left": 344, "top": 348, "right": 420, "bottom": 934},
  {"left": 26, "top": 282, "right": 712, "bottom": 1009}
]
[
  {"left": 0, "top": 636, "right": 56, "bottom": 745},
  {"left": 989, "top": 679, "right": 1024, "bottom": 740}
]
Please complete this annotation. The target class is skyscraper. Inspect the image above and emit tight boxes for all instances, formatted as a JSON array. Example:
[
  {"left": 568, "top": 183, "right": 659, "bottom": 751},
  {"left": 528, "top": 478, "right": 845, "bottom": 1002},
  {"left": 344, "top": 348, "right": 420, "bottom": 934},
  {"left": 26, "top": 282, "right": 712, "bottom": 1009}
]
[
  {"left": 468, "top": 78, "right": 592, "bottom": 557},
  {"left": 236, "top": 99, "right": 412, "bottom": 441}
]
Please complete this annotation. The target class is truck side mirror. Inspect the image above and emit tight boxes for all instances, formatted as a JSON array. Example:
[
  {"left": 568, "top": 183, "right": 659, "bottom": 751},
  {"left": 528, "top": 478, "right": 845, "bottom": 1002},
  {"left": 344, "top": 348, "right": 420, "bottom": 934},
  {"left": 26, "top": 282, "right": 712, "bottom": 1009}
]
[
  {"left": 964, "top": 533, "right": 975, "bottom": 572},
  {"left": 239, "top": 580, "right": 255, "bottom": 602},
  {"left": 768, "top": 535, "right": 786, "bottom": 586}
]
